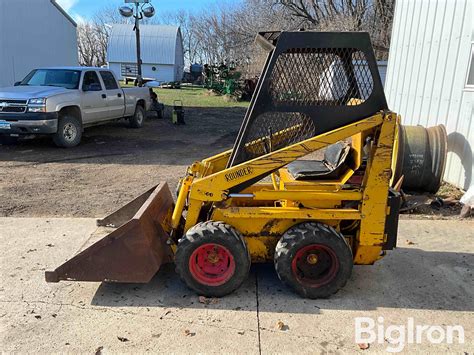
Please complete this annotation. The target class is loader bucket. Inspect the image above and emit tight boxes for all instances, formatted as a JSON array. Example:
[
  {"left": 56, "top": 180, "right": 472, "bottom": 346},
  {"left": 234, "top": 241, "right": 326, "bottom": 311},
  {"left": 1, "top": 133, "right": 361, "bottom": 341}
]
[{"left": 45, "top": 182, "right": 174, "bottom": 283}]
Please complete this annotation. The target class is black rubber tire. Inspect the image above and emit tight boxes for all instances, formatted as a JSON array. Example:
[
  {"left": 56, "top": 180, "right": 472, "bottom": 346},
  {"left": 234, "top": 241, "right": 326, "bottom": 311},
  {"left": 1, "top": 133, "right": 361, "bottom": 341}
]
[
  {"left": 0, "top": 135, "right": 18, "bottom": 145},
  {"left": 52, "top": 115, "right": 82, "bottom": 148},
  {"left": 156, "top": 106, "right": 164, "bottom": 119},
  {"left": 129, "top": 105, "right": 145, "bottom": 128},
  {"left": 274, "top": 222, "right": 353, "bottom": 299},
  {"left": 175, "top": 221, "right": 251, "bottom": 297}
]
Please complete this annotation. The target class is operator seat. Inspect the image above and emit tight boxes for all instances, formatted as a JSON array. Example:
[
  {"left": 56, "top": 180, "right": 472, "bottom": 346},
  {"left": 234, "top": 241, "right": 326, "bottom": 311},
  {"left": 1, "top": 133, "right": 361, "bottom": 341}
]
[{"left": 287, "top": 142, "right": 353, "bottom": 180}]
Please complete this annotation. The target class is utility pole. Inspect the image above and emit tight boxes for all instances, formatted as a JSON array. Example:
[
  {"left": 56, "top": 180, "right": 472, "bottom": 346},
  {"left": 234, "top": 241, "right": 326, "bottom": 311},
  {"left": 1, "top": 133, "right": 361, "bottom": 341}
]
[
  {"left": 119, "top": 0, "right": 155, "bottom": 87},
  {"left": 134, "top": 2, "right": 142, "bottom": 86}
]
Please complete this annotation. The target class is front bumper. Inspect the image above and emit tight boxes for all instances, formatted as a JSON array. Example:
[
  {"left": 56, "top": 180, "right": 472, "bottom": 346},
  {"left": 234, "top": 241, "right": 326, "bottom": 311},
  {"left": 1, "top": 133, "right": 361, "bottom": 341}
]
[{"left": 0, "top": 112, "right": 58, "bottom": 135}]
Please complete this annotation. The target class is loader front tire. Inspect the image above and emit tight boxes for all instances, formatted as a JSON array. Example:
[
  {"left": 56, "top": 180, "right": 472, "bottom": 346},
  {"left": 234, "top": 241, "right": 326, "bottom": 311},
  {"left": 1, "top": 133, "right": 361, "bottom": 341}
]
[
  {"left": 274, "top": 222, "right": 353, "bottom": 299},
  {"left": 175, "top": 221, "right": 250, "bottom": 297}
]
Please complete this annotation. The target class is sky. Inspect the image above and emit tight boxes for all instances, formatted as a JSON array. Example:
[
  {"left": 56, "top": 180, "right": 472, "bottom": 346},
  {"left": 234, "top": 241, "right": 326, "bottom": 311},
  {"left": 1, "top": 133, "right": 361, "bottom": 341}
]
[{"left": 56, "top": 0, "right": 231, "bottom": 23}]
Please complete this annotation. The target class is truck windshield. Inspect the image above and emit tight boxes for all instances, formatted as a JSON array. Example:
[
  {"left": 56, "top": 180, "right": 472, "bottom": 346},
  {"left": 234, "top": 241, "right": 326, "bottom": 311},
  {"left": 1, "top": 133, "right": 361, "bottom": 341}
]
[{"left": 19, "top": 69, "right": 81, "bottom": 89}]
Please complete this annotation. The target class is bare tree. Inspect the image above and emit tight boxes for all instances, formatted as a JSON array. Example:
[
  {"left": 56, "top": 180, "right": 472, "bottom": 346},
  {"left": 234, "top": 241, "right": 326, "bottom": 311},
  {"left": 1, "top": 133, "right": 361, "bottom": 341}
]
[
  {"left": 77, "top": 4, "right": 159, "bottom": 67},
  {"left": 77, "top": 0, "right": 394, "bottom": 70},
  {"left": 162, "top": 10, "right": 200, "bottom": 65},
  {"left": 77, "top": 22, "right": 102, "bottom": 66},
  {"left": 184, "top": 1, "right": 294, "bottom": 69},
  {"left": 277, "top": 0, "right": 394, "bottom": 58},
  {"left": 188, "top": 4, "right": 238, "bottom": 64},
  {"left": 229, "top": 0, "right": 296, "bottom": 75}
]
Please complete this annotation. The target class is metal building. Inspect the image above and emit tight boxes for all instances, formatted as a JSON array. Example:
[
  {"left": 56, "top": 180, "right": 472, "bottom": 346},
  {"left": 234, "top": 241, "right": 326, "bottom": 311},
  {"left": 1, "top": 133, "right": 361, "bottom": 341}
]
[
  {"left": 107, "top": 24, "right": 184, "bottom": 83},
  {"left": 0, "top": 0, "right": 78, "bottom": 88},
  {"left": 377, "top": 61, "right": 388, "bottom": 86},
  {"left": 385, "top": 0, "right": 474, "bottom": 190}
]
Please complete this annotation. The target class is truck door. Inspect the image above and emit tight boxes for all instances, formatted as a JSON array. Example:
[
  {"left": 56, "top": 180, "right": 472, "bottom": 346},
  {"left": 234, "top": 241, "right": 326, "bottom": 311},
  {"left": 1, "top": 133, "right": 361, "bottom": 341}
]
[
  {"left": 81, "top": 71, "right": 108, "bottom": 123},
  {"left": 99, "top": 71, "right": 125, "bottom": 119}
]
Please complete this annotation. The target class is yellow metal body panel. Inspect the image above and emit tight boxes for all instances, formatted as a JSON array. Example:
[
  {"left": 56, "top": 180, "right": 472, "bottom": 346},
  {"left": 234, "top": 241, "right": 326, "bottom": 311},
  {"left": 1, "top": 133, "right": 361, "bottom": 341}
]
[
  {"left": 355, "top": 112, "right": 397, "bottom": 264},
  {"left": 189, "top": 114, "right": 383, "bottom": 203},
  {"left": 172, "top": 112, "right": 398, "bottom": 266}
]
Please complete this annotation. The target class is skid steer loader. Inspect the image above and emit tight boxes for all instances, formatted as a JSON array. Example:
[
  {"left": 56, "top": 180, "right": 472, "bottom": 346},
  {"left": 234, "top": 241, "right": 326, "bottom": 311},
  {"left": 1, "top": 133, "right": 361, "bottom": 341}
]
[{"left": 46, "top": 31, "right": 401, "bottom": 299}]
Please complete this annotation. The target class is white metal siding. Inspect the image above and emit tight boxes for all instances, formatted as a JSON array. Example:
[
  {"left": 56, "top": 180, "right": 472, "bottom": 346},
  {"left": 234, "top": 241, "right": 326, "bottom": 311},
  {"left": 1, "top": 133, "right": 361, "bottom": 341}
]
[
  {"left": 107, "top": 24, "right": 182, "bottom": 65},
  {"left": 0, "top": 0, "right": 78, "bottom": 88},
  {"left": 141, "top": 64, "right": 174, "bottom": 82},
  {"left": 386, "top": 0, "right": 474, "bottom": 190},
  {"left": 377, "top": 61, "right": 388, "bottom": 86},
  {"left": 108, "top": 62, "right": 176, "bottom": 83},
  {"left": 175, "top": 28, "right": 185, "bottom": 81},
  {"left": 323, "top": 60, "right": 387, "bottom": 100}
]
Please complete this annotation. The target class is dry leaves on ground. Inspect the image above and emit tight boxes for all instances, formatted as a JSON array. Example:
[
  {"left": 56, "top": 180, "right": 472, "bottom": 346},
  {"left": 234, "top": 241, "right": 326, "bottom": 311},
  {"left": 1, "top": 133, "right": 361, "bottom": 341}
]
[
  {"left": 276, "top": 320, "right": 288, "bottom": 331},
  {"left": 184, "top": 329, "right": 196, "bottom": 337},
  {"left": 198, "top": 296, "right": 219, "bottom": 305}
]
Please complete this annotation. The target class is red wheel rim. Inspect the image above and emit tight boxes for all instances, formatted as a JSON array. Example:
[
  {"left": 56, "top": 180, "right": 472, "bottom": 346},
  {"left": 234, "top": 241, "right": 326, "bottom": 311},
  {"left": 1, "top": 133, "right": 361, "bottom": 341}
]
[
  {"left": 189, "top": 243, "right": 236, "bottom": 286},
  {"left": 291, "top": 244, "right": 339, "bottom": 287}
]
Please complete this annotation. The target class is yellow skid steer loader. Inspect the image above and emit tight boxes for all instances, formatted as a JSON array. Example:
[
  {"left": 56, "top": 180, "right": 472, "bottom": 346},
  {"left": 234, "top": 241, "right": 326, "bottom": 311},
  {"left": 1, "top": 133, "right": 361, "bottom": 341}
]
[{"left": 46, "top": 31, "right": 402, "bottom": 299}]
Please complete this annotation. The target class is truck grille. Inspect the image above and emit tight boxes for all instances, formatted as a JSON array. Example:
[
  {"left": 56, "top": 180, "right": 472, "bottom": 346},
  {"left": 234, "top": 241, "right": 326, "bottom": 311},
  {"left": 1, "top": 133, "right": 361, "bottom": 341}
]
[{"left": 0, "top": 99, "right": 28, "bottom": 113}]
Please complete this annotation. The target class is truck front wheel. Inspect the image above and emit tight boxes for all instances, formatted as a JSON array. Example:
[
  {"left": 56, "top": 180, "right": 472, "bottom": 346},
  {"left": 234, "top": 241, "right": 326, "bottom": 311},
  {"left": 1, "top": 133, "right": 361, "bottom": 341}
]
[
  {"left": 53, "top": 115, "right": 82, "bottom": 148},
  {"left": 129, "top": 105, "right": 145, "bottom": 128}
]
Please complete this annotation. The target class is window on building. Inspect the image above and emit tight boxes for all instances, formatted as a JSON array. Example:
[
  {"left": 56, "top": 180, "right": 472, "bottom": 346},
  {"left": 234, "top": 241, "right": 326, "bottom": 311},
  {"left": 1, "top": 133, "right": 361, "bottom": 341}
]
[
  {"left": 100, "top": 71, "right": 119, "bottom": 90},
  {"left": 121, "top": 63, "right": 138, "bottom": 77},
  {"left": 466, "top": 43, "right": 474, "bottom": 89}
]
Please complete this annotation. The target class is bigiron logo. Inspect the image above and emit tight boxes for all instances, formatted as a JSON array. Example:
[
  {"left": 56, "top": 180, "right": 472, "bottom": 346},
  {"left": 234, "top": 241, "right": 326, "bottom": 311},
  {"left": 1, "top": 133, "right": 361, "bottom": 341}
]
[{"left": 225, "top": 167, "right": 253, "bottom": 182}]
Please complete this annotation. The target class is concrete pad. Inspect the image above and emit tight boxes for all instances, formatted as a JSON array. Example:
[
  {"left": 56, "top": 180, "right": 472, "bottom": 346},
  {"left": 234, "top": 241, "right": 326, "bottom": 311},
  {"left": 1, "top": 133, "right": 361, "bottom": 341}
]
[
  {"left": 0, "top": 218, "right": 473, "bottom": 353},
  {"left": 257, "top": 220, "right": 474, "bottom": 353},
  {"left": 0, "top": 217, "right": 258, "bottom": 353}
]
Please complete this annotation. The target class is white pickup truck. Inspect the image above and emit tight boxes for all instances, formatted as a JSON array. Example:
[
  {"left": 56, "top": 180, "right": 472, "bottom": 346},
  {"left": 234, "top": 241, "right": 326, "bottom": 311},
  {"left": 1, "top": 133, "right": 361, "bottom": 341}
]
[{"left": 0, "top": 67, "right": 151, "bottom": 147}]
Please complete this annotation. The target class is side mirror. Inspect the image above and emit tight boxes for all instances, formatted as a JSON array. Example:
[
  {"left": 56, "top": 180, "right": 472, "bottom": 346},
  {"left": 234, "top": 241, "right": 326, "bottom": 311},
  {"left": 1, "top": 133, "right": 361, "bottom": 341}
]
[{"left": 14, "top": 81, "right": 21, "bottom": 86}]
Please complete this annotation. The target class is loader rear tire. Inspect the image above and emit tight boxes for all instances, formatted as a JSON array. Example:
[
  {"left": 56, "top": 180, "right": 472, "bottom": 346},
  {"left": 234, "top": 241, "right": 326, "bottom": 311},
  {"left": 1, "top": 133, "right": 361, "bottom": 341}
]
[
  {"left": 274, "top": 222, "right": 353, "bottom": 299},
  {"left": 175, "top": 221, "right": 250, "bottom": 297}
]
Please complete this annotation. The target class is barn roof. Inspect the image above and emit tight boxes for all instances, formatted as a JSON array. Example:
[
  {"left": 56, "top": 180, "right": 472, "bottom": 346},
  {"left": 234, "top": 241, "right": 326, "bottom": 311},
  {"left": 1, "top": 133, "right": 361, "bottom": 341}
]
[{"left": 107, "top": 24, "right": 181, "bottom": 65}]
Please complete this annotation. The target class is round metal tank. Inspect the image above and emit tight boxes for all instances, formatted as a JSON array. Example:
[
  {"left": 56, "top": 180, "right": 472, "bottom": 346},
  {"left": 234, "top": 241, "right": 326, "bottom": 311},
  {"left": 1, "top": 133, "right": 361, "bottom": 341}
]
[{"left": 393, "top": 124, "right": 448, "bottom": 193}]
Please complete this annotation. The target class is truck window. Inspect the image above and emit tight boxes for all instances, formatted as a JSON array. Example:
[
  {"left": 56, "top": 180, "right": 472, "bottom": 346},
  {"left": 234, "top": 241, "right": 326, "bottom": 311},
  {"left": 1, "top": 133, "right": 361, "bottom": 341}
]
[
  {"left": 100, "top": 71, "right": 119, "bottom": 90},
  {"left": 82, "top": 71, "right": 102, "bottom": 91},
  {"left": 20, "top": 69, "right": 81, "bottom": 89}
]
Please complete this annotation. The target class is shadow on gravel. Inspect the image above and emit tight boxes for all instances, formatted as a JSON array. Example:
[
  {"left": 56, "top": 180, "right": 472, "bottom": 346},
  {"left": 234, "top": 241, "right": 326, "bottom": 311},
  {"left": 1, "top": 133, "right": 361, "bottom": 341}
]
[{"left": 91, "top": 248, "right": 474, "bottom": 313}]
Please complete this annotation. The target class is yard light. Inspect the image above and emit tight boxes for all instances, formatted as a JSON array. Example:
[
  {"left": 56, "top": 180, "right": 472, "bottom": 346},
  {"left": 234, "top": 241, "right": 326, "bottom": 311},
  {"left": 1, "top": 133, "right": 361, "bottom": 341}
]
[
  {"left": 119, "top": 0, "right": 155, "bottom": 87},
  {"left": 119, "top": 6, "right": 133, "bottom": 17},
  {"left": 142, "top": 5, "right": 155, "bottom": 18}
]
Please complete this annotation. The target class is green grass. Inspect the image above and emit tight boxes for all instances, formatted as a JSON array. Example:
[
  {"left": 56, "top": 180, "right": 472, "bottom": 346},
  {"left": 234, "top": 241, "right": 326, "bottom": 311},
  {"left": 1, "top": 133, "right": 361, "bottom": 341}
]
[{"left": 121, "top": 82, "right": 250, "bottom": 108}]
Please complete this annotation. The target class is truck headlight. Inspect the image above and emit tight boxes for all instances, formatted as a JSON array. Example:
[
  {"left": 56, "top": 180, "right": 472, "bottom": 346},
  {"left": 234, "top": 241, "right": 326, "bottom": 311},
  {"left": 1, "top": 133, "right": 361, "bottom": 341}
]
[
  {"left": 28, "top": 98, "right": 46, "bottom": 112},
  {"left": 28, "top": 98, "right": 46, "bottom": 105}
]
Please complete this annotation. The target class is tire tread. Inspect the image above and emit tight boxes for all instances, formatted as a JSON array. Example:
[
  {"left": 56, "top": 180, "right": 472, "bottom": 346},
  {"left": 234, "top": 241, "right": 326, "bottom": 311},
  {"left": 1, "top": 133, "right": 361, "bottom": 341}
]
[
  {"left": 274, "top": 222, "right": 353, "bottom": 299},
  {"left": 175, "top": 221, "right": 250, "bottom": 297}
]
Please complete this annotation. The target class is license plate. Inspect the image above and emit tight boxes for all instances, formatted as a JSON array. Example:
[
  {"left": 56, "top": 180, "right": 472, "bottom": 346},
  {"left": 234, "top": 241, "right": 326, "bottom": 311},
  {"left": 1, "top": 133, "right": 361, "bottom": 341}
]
[{"left": 0, "top": 121, "right": 11, "bottom": 130}]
